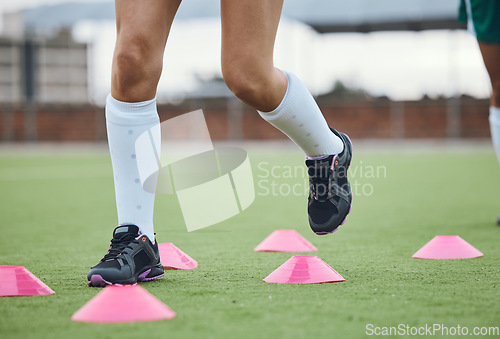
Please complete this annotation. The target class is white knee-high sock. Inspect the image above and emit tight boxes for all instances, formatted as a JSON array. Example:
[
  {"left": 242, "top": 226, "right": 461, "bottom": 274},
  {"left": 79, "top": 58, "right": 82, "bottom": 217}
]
[
  {"left": 258, "top": 71, "right": 343, "bottom": 157},
  {"left": 105, "top": 94, "right": 160, "bottom": 242},
  {"left": 490, "top": 106, "right": 500, "bottom": 163}
]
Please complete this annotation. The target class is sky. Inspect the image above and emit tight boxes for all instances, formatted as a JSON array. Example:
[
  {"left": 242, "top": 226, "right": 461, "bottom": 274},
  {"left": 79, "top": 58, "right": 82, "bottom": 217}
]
[
  {"left": 1, "top": 0, "right": 492, "bottom": 104},
  {"left": 0, "top": 0, "right": 103, "bottom": 14},
  {"left": 0, "top": 0, "right": 106, "bottom": 38}
]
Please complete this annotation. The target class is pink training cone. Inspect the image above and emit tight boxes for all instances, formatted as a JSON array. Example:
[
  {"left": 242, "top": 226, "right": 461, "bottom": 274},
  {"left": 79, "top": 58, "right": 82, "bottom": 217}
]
[
  {"left": 264, "top": 255, "right": 345, "bottom": 284},
  {"left": 0, "top": 266, "right": 55, "bottom": 297},
  {"left": 71, "top": 285, "right": 176, "bottom": 323},
  {"left": 412, "top": 235, "right": 483, "bottom": 260},
  {"left": 158, "top": 243, "right": 198, "bottom": 270},
  {"left": 254, "top": 229, "right": 317, "bottom": 252}
]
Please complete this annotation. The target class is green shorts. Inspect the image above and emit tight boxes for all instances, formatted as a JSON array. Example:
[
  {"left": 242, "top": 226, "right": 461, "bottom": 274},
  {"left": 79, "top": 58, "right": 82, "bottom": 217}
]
[{"left": 459, "top": 0, "right": 500, "bottom": 43}]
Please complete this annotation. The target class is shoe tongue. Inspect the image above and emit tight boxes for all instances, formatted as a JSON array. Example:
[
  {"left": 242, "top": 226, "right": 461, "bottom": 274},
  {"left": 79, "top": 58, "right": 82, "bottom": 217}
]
[
  {"left": 306, "top": 156, "right": 333, "bottom": 178},
  {"left": 113, "top": 225, "right": 140, "bottom": 239}
]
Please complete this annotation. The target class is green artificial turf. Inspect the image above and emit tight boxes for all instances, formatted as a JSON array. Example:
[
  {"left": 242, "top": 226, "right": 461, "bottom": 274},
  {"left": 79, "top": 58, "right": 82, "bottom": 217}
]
[{"left": 0, "top": 145, "right": 499, "bottom": 338}]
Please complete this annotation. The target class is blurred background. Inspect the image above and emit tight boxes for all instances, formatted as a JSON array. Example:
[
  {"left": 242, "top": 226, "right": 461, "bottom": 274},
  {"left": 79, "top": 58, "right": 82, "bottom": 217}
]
[{"left": 0, "top": 0, "right": 492, "bottom": 142}]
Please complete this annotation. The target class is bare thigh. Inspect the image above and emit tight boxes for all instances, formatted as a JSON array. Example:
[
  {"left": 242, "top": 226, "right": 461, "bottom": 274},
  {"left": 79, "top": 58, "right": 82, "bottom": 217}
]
[
  {"left": 220, "top": 0, "right": 287, "bottom": 111},
  {"left": 478, "top": 42, "right": 500, "bottom": 106},
  {"left": 112, "top": 0, "right": 181, "bottom": 102}
]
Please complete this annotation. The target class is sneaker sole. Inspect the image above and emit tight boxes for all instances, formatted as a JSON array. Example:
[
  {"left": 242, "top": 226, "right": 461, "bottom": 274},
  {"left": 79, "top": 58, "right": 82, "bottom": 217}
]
[
  {"left": 88, "top": 265, "right": 164, "bottom": 287},
  {"left": 138, "top": 265, "right": 165, "bottom": 282},
  {"left": 88, "top": 274, "right": 123, "bottom": 287},
  {"left": 314, "top": 204, "right": 352, "bottom": 235}
]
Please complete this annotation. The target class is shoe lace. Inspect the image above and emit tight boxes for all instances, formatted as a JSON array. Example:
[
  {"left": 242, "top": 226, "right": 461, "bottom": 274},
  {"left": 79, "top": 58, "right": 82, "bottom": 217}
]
[
  {"left": 308, "top": 164, "right": 332, "bottom": 201},
  {"left": 101, "top": 233, "right": 138, "bottom": 261}
]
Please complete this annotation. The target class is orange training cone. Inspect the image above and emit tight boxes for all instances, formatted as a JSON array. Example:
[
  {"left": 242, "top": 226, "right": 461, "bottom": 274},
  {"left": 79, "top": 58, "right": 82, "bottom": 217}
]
[
  {"left": 71, "top": 285, "right": 176, "bottom": 323},
  {"left": 158, "top": 243, "right": 198, "bottom": 270},
  {"left": 0, "top": 266, "right": 55, "bottom": 297},
  {"left": 254, "top": 229, "right": 317, "bottom": 252},
  {"left": 412, "top": 235, "right": 483, "bottom": 260},
  {"left": 264, "top": 256, "right": 345, "bottom": 284}
]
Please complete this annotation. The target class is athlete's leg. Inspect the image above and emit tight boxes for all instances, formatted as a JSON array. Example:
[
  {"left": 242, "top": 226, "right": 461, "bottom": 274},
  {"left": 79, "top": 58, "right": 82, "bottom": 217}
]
[
  {"left": 478, "top": 42, "right": 500, "bottom": 225},
  {"left": 478, "top": 42, "right": 500, "bottom": 163},
  {"left": 220, "top": 0, "right": 343, "bottom": 157},
  {"left": 479, "top": 42, "right": 500, "bottom": 107},
  {"left": 220, "top": 0, "right": 286, "bottom": 112},
  {"left": 221, "top": 0, "right": 352, "bottom": 234},
  {"left": 89, "top": 0, "right": 182, "bottom": 286},
  {"left": 106, "top": 0, "right": 180, "bottom": 242}
]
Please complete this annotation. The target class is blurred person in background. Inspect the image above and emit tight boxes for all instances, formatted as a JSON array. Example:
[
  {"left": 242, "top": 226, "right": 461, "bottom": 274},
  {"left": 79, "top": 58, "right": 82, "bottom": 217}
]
[
  {"left": 459, "top": 0, "right": 500, "bottom": 225},
  {"left": 86, "top": 0, "right": 353, "bottom": 287}
]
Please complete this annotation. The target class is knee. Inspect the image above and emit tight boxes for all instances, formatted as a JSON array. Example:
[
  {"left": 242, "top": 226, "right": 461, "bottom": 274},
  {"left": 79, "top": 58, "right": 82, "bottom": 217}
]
[
  {"left": 223, "top": 67, "right": 265, "bottom": 103},
  {"left": 113, "top": 37, "right": 162, "bottom": 89},
  {"left": 222, "top": 58, "right": 276, "bottom": 104},
  {"left": 114, "top": 47, "right": 143, "bottom": 78}
]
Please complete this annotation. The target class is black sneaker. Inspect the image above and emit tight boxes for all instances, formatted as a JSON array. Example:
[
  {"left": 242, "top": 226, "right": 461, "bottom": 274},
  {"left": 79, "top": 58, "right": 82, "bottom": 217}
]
[
  {"left": 306, "top": 128, "right": 353, "bottom": 235},
  {"left": 87, "top": 225, "right": 164, "bottom": 287}
]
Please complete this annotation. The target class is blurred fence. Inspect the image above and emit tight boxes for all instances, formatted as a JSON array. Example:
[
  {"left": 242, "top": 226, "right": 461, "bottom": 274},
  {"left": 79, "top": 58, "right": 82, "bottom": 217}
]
[
  {"left": 0, "top": 95, "right": 490, "bottom": 142},
  {"left": 0, "top": 35, "right": 88, "bottom": 104},
  {"left": 0, "top": 34, "right": 88, "bottom": 140}
]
